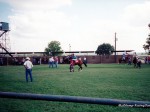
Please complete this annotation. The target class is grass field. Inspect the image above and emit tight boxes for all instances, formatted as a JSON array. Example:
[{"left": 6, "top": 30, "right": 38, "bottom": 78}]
[{"left": 0, "top": 64, "right": 150, "bottom": 112}]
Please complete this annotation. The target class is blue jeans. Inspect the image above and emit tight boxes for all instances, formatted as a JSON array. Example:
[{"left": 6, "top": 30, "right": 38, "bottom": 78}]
[
  {"left": 49, "top": 61, "right": 54, "bottom": 68},
  {"left": 55, "top": 61, "right": 58, "bottom": 68},
  {"left": 25, "top": 69, "right": 33, "bottom": 82}
]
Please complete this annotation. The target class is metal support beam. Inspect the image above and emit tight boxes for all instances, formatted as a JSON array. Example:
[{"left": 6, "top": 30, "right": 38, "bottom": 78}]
[
  {"left": 0, "top": 31, "right": 7, "bottom": 38},
  {"left": 0, "top": 44, "right": 14, "bottom": 59},
  {"left": 0, "top": 92, "right": 150, "bottom": 108}
]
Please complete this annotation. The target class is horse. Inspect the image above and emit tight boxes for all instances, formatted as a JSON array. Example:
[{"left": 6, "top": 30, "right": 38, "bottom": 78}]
[{"left": 63, "top": 55, "right": 83, "bottom": 72}]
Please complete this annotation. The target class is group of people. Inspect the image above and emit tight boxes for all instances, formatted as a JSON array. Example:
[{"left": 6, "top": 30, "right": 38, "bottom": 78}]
[
  {"left": 145, "top": 57, "right": 150, "bottom": 64},
  {"left": 132, "top": 56, "right": 142, "bottom": 69},
  {"left": 48, "top": 56, "right": 59, "bottom": 68},
  {"left": 122, "top": 52, "right": 143, "bottom": 69}
]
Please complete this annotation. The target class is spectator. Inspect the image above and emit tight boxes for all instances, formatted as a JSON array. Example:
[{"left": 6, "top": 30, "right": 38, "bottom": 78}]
[
  {"left": 83, "top": 57, "right": 87, "bottom": 67},
  {"left": 49, "top": 57, "right": 54, "bottom": 68},
  {"left": 122, "top": 51, "right": 126, "bottom": 60},
  {"left": 39, "top": 58, "right": 41, "bottom": 65},
  {"left": 24, "top": 57, "right": 33, "bottom": 82},
  {"left": 133, "top": 56, "right": 137, "bottom": 68},
  {"left": 128, "top": 57, "right": 131, "bottom": 65},
  {"left": 145, "top": 57, "right": 148, "bottom": 64},
  {"left": 137, "top": 58, "right": 141, "bottom": 69},
  {"left": 148, "top": 57, "right": 150, "bottom": 64},
  {"left": 54, "top": 56, "right": 58, "bottom": 68},
  {"left": 22, "top": 58, "right": 25, "bottom": 65}
]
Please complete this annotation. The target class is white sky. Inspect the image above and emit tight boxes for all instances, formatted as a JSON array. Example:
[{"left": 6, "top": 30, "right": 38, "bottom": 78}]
[{"left": 0, "top": 0, "right": 150, "bottom": 52}]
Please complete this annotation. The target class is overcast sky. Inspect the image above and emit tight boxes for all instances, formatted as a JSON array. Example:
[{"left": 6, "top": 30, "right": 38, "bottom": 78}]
[{"left": 0, "top": 0, "right": 150, "bottom": 52}]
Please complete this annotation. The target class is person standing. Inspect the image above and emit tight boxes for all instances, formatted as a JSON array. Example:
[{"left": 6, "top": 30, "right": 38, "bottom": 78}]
[
  {"left": 128, "top": 57, "right": 131, "bottom": 65},
  {"left": 133, "top": 56, "right": 137, "bottom": 68},
  {"left": 137, "top": 58, "right": 141, "bottom": 69},
  {"left": 145, "top": 57, "right": 148, "bottom": 64},
  {"left": 148, "top": 56, "right": 150, "bottom": 64},
  {"left": 54, "top": 56, "right": 58, "bottom": 68},
  {"left": 83, "top": 57, "right": 87, "bottom": 67},
  {"left": 24, "top": 57, "right": 33, "bottom": 82},
  {"left": 122, "top": 51, "right": 126, "bottom": 60},
  {"left": 49, "top": 56, "right": 54, "bottom": 68}
]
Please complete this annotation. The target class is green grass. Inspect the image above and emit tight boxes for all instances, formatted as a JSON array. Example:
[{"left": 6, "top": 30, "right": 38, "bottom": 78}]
[{"left": 0, "top": 64, "right": 150, "bottom": 112}]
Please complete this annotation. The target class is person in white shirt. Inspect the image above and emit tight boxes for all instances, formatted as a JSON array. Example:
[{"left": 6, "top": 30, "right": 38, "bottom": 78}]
[
  {"left": 24, "top": 57, "right": 33, "bottom": 82},
  {"left": 83, "top": 57, "right": 87, "bottom": 67},
  {"left": 49, "top": 57, "right": 54, "bottom": 68}
]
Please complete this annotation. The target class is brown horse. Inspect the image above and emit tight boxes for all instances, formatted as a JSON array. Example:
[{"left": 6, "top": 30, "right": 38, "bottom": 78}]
[
  {"left": 63, "top": 55, "right": 83, "bottom": 72},
  {"left": 71, "top": 59, "right": 83, "bottom": 72}
]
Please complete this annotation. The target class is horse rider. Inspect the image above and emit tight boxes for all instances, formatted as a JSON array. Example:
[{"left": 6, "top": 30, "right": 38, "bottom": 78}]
[
  {"left": 71, "top": 53, "right": 78, "bottom": 63},
  {"left": 122, "top": 51, "right": 126, "bottom": 60}
]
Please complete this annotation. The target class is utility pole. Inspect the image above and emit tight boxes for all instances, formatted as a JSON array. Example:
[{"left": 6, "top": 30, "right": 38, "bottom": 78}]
[
  {"left": 148, "top": 24, "right": 150, "bottom": 54},
  {"left": 115, "top": 32, "right": 117, "bottom": 63}
]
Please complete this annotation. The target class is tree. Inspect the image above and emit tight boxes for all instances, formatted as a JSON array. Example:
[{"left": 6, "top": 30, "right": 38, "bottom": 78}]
[
  {"left": 44, "top": 41, "right": 63, "bottom": 56},
  {"left": 143, "top": 37, "right": 150, "bottom": 54},
  {"left": 95, "top": 43, "right": 114, "bottom": 55},
  {"left": 143, "top": 24, "right": 150, "bottom": 54}
]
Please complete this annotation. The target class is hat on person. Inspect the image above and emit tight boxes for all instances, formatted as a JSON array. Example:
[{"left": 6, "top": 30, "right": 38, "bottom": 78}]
[{"left": 26, "top": 57, "right": 30, "bottom": 60}]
